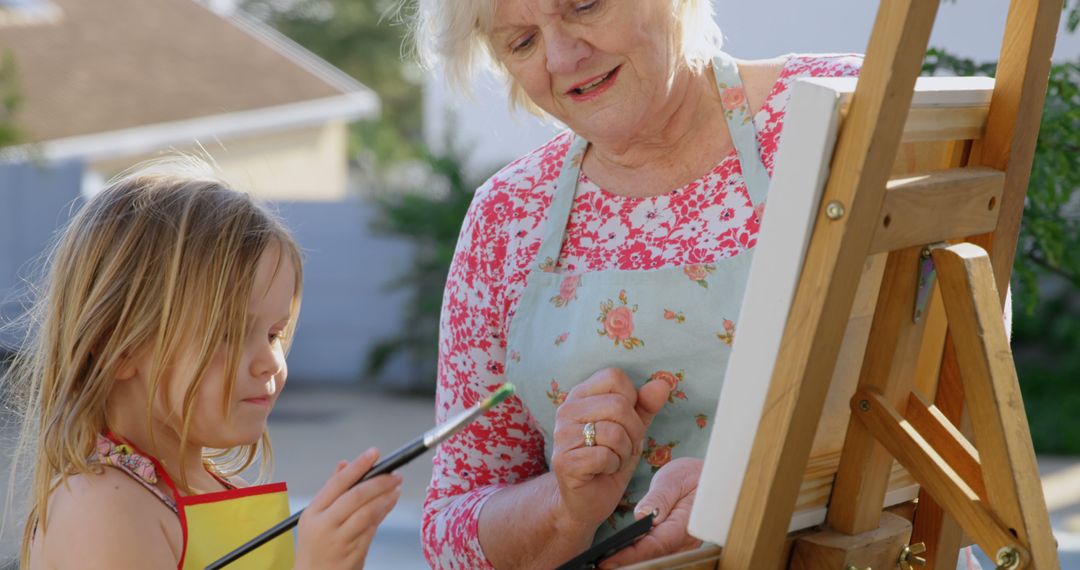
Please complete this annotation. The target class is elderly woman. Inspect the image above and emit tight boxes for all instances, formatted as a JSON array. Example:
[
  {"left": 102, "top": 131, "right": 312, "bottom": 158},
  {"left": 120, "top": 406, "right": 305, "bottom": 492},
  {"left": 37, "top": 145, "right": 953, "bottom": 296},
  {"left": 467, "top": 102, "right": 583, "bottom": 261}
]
[{"left": 407, "top": 1, "right": 861, "bottom": 568}]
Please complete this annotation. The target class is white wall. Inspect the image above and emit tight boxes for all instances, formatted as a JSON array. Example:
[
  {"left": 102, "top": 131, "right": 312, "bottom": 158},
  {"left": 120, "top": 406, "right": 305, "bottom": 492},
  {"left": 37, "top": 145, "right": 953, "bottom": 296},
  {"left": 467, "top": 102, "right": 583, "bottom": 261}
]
[
  {"left": 424, "top": 0, "right": 1080, "bottom": 177},
  {"left": 89, "top": 122, "right": 352, "bottom": 201}
]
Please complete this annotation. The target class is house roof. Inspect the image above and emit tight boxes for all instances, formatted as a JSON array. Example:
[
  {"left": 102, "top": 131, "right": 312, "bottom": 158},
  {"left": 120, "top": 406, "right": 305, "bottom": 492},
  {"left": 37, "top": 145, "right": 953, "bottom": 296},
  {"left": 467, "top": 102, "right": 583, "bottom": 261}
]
[{"left": 0, "top": 0, "right": 377, "bottom": 159}]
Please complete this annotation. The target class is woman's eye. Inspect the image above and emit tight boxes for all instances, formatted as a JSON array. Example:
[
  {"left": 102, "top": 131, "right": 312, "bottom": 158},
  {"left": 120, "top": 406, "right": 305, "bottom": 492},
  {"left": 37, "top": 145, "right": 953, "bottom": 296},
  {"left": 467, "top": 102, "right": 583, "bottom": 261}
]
[
  {"left": 511, "top": 33, "right": 535, "bottom": 54},
  {"left": 574, "top": 0, "right": 598, "bottom": 12}
]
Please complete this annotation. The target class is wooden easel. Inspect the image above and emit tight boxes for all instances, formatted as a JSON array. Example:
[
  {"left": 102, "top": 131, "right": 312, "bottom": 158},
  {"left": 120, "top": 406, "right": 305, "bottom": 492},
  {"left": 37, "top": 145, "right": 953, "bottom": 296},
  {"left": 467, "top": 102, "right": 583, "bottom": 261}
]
[
  {"left": 725, "top": 0, "right": 1062, "bottom": 567},
  {"left": 625, "top": 0, "right": 1063, "bottom": 568}
]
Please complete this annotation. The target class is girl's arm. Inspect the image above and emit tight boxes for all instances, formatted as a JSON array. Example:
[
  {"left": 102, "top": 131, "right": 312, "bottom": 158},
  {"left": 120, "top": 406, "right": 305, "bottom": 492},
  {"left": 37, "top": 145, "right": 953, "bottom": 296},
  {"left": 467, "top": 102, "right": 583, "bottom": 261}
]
[{"left": 32, "top": 468, "right": 180, "bottom": 569}]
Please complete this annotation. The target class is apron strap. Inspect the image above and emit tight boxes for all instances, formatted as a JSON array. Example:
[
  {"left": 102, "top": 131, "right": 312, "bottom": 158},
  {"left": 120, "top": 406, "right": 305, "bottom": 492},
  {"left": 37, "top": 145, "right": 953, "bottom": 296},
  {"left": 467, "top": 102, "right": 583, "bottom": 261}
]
[
  {"left": 534, "top": 53, "right": 771, "bottom": 268},
  {"left": 534, "top": 134, "right": 589, "bottom": 269},
  {"left": 710, "top": 52, "right": 771, "bottom": 206}
]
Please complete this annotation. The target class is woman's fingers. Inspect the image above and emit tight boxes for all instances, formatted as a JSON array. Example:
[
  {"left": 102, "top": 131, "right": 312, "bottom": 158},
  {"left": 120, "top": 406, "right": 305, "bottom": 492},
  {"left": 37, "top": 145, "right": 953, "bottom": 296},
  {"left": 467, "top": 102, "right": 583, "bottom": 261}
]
[
  {"left": 307, "top": 448, "right": 380, "bottom": 513},
  {"left": 636, "top": 379, "right": 673, "bottom": 428},
  {"left": 568, "top": 368, "right": 638, "bottom": 403},
  {"left": 557, "top": 394, "right": 646, "bottom": 452},
  {"left": 552, "top": 445, "right": 622, "bottom": 479}
]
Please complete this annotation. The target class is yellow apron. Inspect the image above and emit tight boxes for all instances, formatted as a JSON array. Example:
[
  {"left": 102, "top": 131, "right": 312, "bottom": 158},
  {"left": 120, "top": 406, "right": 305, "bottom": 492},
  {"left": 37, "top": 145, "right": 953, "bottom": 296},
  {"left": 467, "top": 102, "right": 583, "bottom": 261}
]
[
  {"left": 174, "top": 480, "right": 295, "bottom": 570},
  {"left": 105, "top": 433, "right": 296, "bottom": 570}
]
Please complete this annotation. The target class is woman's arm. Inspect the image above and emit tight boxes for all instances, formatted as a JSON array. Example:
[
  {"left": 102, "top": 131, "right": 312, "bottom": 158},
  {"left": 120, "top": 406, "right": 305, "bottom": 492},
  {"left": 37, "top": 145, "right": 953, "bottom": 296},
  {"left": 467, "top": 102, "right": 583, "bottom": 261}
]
[
  {"left": 422, "top": 180, "right": 551, "bottom": 568},
  {"left": 422, "top": 174, "right": 670, "bottom": 568}
]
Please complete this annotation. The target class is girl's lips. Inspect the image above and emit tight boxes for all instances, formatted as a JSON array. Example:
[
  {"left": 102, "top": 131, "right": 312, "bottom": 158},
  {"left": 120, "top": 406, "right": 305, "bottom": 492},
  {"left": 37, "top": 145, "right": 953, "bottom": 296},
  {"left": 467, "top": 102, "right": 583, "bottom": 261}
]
[
  {"left": 242, "top": 396, "right": 272, "bottom": 406},
  {"left": 567, "top": 65, "right": 621, "bottom": 102}
]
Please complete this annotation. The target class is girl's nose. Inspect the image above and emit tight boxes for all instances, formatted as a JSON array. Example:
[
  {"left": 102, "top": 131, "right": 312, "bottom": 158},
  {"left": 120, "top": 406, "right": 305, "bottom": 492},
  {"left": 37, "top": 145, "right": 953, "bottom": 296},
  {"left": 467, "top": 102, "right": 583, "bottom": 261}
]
[
  {"left": 251, "top": 341, "right": 285, "bottom": 380},
  {"left": 545, "top": 25, "right": 591, "bottom": 75}
]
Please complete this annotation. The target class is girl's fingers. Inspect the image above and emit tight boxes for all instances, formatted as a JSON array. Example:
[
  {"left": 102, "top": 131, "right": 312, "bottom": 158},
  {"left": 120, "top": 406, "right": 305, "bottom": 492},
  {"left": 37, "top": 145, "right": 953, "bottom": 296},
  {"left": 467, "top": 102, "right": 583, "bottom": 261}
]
[
  {"left": 342, "top": 484, "right": 402, "bottom": 539},
  {"left": 324, "top": 472, "right": 403, "bottom": 524},
  {"left": 307, "top": 448, "right": 379, "bottom": 512}
]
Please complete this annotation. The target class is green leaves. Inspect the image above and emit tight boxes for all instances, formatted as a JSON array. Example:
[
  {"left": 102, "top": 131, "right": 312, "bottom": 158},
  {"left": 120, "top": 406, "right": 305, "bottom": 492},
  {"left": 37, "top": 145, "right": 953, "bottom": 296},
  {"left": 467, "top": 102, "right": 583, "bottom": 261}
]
[{"left": 0, "top": 50, "right": 22, "bottom": 148}]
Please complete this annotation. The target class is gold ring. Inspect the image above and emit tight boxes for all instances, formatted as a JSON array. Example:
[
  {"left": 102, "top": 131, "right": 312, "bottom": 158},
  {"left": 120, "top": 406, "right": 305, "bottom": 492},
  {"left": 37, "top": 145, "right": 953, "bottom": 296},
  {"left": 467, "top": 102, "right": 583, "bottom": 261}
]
[{"left": 583, "top": 422, "right": 597, "bottom": 447}]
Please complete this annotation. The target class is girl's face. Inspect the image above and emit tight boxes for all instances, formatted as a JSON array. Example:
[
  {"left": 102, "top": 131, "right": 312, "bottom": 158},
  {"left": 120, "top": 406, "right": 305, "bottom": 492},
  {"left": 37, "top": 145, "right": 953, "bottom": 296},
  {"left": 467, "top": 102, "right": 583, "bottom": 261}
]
[
  {"left": 136, "top": 243, "right": 297, "bottom": 450},
  {"left": 491, "top": 0, "right": 679, "bottom": 142}
]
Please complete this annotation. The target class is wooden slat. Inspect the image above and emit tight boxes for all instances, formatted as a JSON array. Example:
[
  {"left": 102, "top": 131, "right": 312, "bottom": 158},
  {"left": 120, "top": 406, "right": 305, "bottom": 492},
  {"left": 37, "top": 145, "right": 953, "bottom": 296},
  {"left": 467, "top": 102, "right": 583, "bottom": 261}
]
[
  {"left": 902, "top": 106, "right": 988, "bottom": 142},
  {"left": 933, "top": 244, "right": 1058, "bottom": 568},
  {"left": 852, "top": 389, "right": 1022, "bottom": 558},
  {"left": 828, "top": 246, "right": 930, "bottom": 533},
  {"left": 905, "top": 392, "right": 986, "bottom": 501},
  {"left": 970, "top": 0, "right": 1062, "bottom": 302},
  {"left": 912, "top": 335, "right": 973, "bottom": 569},
  {"left": 721, "top": 0, "right": 941, "bottom": 566},
  {"left": 869, "top": 167, "right": 1005, "bottom": 254}
]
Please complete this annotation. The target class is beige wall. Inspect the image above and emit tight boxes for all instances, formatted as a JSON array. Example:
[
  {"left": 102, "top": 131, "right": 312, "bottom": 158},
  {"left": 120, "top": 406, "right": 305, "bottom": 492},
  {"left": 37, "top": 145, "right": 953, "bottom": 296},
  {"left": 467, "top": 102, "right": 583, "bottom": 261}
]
[{"left": 90, "top": 121, "right": 351, "bottom": 201}]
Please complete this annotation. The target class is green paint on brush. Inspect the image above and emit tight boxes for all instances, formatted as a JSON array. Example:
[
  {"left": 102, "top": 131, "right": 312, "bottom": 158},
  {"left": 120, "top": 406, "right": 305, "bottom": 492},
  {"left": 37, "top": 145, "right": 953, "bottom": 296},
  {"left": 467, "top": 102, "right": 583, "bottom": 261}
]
[{"left": 482, "top": 383, "right": 516, "bottom": 410}]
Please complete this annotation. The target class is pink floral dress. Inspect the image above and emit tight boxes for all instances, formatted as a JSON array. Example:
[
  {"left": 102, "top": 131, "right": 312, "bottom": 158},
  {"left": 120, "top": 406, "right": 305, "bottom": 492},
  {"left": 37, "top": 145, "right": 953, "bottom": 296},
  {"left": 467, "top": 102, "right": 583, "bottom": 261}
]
[{"left": 422, "top": 53, "right": 864, "bottom": 569}]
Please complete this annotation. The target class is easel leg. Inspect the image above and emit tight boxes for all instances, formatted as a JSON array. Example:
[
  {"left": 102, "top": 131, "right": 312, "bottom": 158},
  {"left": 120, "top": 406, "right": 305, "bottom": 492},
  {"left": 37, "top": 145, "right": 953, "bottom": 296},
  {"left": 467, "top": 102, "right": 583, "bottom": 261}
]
[
  {"left": 932, "top": 244, "right": 1058, "bottom": 568},
  {"left": 912, "top": 337, "right": 971, "bottom": 570}
]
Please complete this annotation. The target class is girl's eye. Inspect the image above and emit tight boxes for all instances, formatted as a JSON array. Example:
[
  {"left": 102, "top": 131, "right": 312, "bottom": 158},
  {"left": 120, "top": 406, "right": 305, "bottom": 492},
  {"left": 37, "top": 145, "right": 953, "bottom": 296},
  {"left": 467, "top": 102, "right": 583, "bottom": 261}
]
[
  {"left": 269, "top": 330, "right": 286, "bottom": 343},
  {"left": 511, "top": 33, "right": 536, "bottom": 54}
]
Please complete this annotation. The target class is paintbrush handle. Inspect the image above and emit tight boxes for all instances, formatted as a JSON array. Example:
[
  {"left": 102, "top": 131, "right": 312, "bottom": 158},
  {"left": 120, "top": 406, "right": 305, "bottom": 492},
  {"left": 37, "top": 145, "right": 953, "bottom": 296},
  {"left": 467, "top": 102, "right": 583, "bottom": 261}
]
[{"left": 205, "top": 436, "right": 425, "bottom": 569}]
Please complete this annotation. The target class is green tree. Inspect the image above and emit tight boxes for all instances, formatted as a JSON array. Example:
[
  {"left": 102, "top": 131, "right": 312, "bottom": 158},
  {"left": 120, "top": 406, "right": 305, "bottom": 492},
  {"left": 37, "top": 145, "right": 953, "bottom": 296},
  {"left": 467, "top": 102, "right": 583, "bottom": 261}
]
[
  {"left": 240, "top": 0, "right": 423, "bottom": 163},
  {"left": 0, "top": 51, "right": 22, "bottom": 148},
  {"left": 363, "top": 133, "right": 493, "bottom": 390}
]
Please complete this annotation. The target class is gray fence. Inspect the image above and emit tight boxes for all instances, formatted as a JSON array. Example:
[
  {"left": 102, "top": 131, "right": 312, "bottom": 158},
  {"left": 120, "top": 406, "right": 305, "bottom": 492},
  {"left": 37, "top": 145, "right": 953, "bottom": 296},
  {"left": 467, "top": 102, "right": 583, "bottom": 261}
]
[
  {"left": 273, "top": 198, "right": 419, "bottom": 386},
  {"left": 0, "top": 160, "right": 84, "bottom": 353}
]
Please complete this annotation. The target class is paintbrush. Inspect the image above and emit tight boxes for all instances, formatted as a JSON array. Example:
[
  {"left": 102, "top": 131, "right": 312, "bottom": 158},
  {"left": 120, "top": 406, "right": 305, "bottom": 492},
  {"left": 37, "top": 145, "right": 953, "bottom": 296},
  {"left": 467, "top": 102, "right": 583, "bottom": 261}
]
[{"left": 206, "top": 383, "right": 517, "bottom": 569}]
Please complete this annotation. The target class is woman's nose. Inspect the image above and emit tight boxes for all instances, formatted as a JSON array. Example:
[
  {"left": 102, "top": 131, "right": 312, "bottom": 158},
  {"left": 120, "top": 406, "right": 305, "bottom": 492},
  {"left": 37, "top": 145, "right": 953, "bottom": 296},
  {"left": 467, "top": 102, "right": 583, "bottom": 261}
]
[{"left": 545, "top": 25, "right": 590, "bottom": 75}]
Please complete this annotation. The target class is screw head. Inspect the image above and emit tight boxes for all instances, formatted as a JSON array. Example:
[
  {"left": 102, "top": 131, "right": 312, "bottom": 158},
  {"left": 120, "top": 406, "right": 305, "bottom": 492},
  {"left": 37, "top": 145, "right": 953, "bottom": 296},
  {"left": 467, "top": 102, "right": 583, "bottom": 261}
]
[
  {"left": 858, "top": 400, "right": 871, "bottom": 412},
  {"left": 826, "top": 201, "right": 846, "bottom": 220},
  {"left": 995, "top": 546, "right": 1021, "bottom": 569}
]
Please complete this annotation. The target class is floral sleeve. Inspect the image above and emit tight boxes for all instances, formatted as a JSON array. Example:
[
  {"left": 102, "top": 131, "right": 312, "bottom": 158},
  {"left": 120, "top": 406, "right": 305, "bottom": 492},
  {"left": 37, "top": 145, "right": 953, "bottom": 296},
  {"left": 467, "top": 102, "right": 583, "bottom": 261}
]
[{"left": 421, "top": 174, "right": 550, "bottom": 569}]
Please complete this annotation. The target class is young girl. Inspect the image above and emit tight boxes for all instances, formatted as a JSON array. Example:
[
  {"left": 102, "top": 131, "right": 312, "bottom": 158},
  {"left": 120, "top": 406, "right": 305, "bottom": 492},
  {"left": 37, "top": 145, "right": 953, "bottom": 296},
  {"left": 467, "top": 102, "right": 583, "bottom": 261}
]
[{"left": 6, "top": 158, "right": 401, "bottom": 569}]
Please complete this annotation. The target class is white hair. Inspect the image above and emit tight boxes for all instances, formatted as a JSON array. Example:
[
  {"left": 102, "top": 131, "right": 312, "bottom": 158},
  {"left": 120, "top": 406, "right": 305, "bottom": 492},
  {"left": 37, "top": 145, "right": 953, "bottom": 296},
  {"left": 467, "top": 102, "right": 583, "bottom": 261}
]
[{"left": 402, "top": 0, "right": 723, "bottom": 113}]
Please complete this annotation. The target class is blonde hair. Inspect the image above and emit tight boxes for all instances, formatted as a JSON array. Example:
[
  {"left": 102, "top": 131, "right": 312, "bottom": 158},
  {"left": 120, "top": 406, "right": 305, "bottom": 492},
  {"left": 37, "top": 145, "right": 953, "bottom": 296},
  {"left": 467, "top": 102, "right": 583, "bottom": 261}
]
[
  {"left": 403, "top": 0, "right": 723, "bottom": 114},
  {"left": 3, "top": 156, "right": 303, "bottom": 564}
]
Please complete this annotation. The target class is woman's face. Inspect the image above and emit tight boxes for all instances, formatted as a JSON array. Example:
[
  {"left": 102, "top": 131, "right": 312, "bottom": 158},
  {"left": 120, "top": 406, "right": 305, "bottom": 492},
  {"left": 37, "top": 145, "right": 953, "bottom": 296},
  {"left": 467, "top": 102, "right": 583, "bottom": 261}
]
[{"left": 491, "top": 0, "right": 680, "bottom": 142}]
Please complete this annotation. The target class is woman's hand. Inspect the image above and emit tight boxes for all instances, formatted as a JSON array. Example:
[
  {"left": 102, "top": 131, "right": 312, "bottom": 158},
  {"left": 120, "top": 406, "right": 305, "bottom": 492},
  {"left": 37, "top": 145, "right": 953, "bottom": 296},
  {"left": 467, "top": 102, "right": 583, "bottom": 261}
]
[
  {"left": 295, "top": 448, "right": 402, "bottom": 570},
  {"left": 598, "top": 457, "right": 704, "bottom": 568},
  {"left": 550, "top": 368, "right": 671, "bottom": 531}
]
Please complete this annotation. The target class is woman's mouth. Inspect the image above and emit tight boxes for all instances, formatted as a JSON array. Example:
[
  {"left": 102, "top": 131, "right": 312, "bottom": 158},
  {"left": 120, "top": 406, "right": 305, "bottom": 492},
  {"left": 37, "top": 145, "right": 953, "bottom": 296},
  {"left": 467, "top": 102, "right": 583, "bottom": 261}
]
[{"left": 567, "top": 65, "right": 621, "bottom": 101}]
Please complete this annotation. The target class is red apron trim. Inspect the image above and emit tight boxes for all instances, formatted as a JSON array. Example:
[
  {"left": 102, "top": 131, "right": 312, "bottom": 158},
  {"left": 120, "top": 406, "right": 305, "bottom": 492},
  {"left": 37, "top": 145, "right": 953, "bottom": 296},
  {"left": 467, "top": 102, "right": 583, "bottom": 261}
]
[{"left": 177, "top": 481, "right": 289, "bottom": 506}]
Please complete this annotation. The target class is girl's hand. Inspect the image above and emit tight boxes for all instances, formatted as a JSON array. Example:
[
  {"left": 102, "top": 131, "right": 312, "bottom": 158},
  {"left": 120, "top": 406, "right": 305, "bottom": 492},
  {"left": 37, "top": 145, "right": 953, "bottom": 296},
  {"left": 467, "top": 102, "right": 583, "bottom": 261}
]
[
  {"left": 550, "top": 368, "right": 670, "bottom": 531},
  {"left": 598, "top": 457, "right": 704, "bottom": 568},
  {"left": 295, "top": 448, "right": 402, "bottom": 570}
]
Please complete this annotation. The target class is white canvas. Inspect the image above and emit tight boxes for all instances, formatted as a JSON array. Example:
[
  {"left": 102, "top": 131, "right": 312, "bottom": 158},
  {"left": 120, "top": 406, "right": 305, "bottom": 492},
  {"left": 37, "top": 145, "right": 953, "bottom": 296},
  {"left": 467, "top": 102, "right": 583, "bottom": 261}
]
[{"left": 688, "top": 76, "right": 995, "bottom": 544}]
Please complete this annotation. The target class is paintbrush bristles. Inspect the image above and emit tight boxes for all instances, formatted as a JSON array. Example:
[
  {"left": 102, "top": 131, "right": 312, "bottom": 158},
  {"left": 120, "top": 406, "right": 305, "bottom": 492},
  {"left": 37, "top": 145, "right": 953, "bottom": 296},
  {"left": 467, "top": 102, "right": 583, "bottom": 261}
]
[{"left": 481, "top": 383, "right": 516, "bottom": 410}]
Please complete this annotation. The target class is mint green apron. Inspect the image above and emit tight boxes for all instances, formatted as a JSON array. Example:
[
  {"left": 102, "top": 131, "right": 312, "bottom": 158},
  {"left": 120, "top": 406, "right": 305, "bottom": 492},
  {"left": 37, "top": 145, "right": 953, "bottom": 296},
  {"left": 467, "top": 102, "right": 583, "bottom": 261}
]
[{"left": 504, "top": 52, "right": 770, "bottom": 544}]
